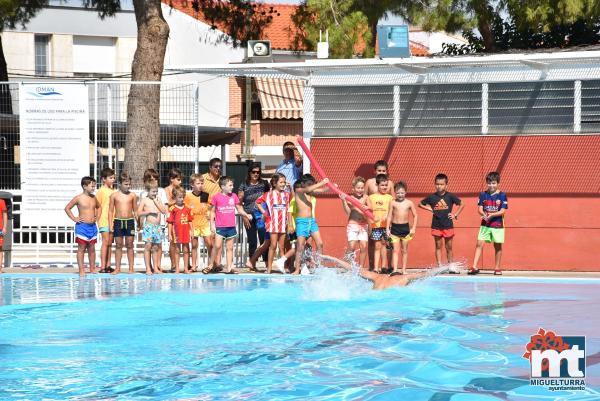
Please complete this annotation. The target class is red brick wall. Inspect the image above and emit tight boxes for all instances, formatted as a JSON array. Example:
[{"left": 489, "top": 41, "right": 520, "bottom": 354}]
[
  {"left": 228, "top": 78, "right": 302, "bottom": 160},
  {"left": 310, "top": 135, "right": 600, "bottom": 272}
]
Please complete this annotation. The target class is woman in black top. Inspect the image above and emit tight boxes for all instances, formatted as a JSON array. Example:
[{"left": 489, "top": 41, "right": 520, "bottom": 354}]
[{"left": 238, "top": 163, "right": 270, "bottom": 265}]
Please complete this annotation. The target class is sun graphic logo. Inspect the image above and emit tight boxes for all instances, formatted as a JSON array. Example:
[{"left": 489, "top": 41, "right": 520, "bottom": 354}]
[{"left": 523, "top": 328, "right": 586, "bottom": 391}]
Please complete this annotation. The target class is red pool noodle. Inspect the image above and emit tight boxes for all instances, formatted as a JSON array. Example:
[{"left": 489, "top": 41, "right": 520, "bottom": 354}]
[{"left": 296, "top": 136, "right": 375, "bottom": 221}]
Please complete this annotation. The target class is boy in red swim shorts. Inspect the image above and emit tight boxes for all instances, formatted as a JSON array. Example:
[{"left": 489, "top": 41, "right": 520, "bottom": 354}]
[
  {"left": 167, "top": 186, "right": 193, "bottom": 274},
  {"left": 64, "top": 176, "right": 101, "bottom": 277},
  {"left": 419, "top": 173, "right": 464, "bottom": 267}
]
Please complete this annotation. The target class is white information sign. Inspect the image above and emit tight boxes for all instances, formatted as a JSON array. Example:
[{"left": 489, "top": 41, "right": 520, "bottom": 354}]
[{"left": 19, "top": 84, "right": 90, "bottom": 226}]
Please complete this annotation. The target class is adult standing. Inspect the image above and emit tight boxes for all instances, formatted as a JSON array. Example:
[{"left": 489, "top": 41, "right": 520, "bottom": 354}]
[
  {"left": 238, "top": 163, "right": 270, "bottom": 265},
  {"left": 275, "top": 142, "right": 303, "bottom": 191},
  {"left": 202, "top": 158, "right": 222, "bottom": 197}
]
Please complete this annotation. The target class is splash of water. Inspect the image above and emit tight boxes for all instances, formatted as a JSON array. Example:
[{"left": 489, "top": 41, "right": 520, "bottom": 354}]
[
  {"left": 301, "top": 250, "right": 465, "bottom": 301},
  {"left": 301, "top": 252, "right": 372, "bottom": 301}
]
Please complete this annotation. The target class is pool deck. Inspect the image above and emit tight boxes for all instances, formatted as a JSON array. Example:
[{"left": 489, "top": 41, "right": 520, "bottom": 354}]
[{"left": 2, "top": 265, "right": 600, "bottom": 278}]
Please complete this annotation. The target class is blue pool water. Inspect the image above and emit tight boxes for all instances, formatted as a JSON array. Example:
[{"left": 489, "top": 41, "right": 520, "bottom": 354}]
[{"left": 0, "top": 273, "right": 599, "bottom": 401}]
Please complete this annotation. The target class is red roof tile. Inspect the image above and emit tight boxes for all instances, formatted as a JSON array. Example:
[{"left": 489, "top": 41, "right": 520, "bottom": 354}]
[
  {"left": 164, "top": 1, "right": 428, "bottom": 55},
  {"left": 164, "top": 1, "right": 302, "bottom": 50},
  {"left": 260, "top": 4, "right": 304, "bottom": 50}
]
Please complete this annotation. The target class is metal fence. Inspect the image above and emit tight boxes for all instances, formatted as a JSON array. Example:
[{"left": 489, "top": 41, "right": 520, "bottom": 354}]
[
  {"left": 313, "top": 79, "right": 600, "bottom": 136},
  {"left": 0, "top": 81, "right": 229, "bottom": 190},
  {"left": 0, "top": 81, "right": 255, "bottom": 268}
]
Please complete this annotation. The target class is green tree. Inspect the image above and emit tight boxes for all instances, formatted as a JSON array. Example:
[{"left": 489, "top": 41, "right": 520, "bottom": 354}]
[
  {"left": 293, "top": 0, "right": 372, "bottom": 58},
  {"left": 292, "top": 0, "right": 425, "bottom": 58},
  {"left": 195, "top": 0, "right": 282, "bottom": 46},
  {"left": 422, "top": 0, "right": 600, "bottom": 53}
]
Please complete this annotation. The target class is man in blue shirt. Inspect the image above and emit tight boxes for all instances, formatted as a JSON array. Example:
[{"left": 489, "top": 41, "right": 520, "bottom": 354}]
[{"left": 275, "top": 141, "right": 302, "bottom": 191}]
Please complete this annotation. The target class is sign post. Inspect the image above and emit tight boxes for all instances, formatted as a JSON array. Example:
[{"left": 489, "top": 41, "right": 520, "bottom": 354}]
[{"left": 19, "top": 84, "right": 90, "bottom": 227}]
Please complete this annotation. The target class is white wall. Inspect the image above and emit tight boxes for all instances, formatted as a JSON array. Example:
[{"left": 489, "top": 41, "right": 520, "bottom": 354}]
[
  {"left": 1, "top": 32, "right": 34, "bottom": 76},
  {"left": 3, "top": 7, "right": 136, "bottom": 77},
  {"left": 162, "top": 4, "right": 245, "bottom": 161},
  {"left": 6, "top": 6, "right": 137, "bottom": 37},
  {"left": 409, "top": 31, "right": 467, "bottom": 54},
  {"left": 162, "top": 4, "right": 244, "bottom": 127},
  {"left": 73, "top": 36, "right": 116, "bottom": 74}
]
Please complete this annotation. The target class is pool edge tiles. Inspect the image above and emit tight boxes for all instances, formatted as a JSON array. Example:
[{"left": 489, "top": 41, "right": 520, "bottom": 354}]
[{"left": 2, "top": 273, "right": 600, "bottom": 284}]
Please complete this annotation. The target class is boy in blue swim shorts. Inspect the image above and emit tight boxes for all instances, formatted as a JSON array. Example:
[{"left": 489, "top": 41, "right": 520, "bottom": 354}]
[
  {"left": 137, "top": 180, "right": 168, "bottom": 275},
  {"left": 291, "top": 175, "right": 329, "bottom": 275},
  {"left": 64, "top": 176, "right": 100, "bottom": 277}
]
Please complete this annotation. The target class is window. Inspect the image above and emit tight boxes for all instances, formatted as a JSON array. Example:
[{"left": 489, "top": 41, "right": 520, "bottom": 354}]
[
  {"left": 582, "top": 80, "right": 600, "bottom": 133},
  {"left": 398, "top": 84, "right": 481, "bottom": 135},
  {"left": 34, "top": 35, "right": 50, "bottom": 76},
  {"left": 313, "top": 84, "right": 481, "bottom": 137},
  {"left": 314, "top": 86, "right": 394, "bottom": 136},
  {"left": 488, "top": 81, "right": 574, "bottom": 134},
  {"left": 242, "top": 101, "right": 263, "bottom": 121}
]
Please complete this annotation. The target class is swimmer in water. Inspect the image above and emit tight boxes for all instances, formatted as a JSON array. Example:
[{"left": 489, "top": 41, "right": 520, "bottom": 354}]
[{"left": 304, "top": 251, "right": 433, "bottom": 290}]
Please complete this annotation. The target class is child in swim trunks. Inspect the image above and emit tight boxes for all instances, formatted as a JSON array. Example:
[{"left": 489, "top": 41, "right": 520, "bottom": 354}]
[
  {"left": 138, "top": 180, "right": 168, "bottom": 275},
  {"left": 366, "top": 174, "right": 394, "bottom": 274},
  {"left": 469, "top": 171, "right": 508, "bottom": 276},
  {"left": 291, "top": 175, "right": 329, "bottom": 275},
  {"left": 386, "top": 181, "right": 417, "bottom": 275},
  {"left": 64, "top": 176, "right": 100, "bottom": 277},
  {"left": 108, "top": 172, "right": 138, "bottom": 274},
  {"left": 340, "top": 176, "right": 369, "bottom": 269},
  {"left": 419, "top": 173, "right": 464, "bottom": 267},
  {"left": 164, "top": 168, "right": 183, "bottom": 272},
  {"left": 167, "top": 186, "right": 193, "bottom": 274},
  {"left": 141, "top": 169, "right": 169, "bottom": 272}
]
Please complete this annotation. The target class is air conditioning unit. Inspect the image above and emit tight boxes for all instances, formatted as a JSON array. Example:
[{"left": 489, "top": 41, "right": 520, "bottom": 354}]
[
  {"left": 248, "top": 40, "right": 272, "bottom": 58},
  {"left": 377, "top": 25, "right": 411, "bottom": 58}
]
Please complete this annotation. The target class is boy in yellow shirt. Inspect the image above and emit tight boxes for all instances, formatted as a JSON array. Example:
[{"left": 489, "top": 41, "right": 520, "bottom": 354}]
[
  {"left": 366, "top": 174, "right": 394, "bottom": 274},
  {"left": 184, "top": 174, "right": 213, "bottom": 272},
  {"left": 96, "top": 167, "right": 115, "bottom": 273}
]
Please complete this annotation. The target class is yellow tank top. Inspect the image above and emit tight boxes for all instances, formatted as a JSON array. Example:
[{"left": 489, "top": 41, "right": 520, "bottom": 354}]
[
  {"left": 369, "top": 193, "right": 393, "bottom": 228},
  {"left": 96, "top": 186, "right": 115, "bottom": 228}
]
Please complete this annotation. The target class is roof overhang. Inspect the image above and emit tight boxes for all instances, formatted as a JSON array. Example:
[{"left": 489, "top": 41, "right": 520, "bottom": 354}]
[{"left": 166, "top": 50, "right": 600, "bottom": 85}]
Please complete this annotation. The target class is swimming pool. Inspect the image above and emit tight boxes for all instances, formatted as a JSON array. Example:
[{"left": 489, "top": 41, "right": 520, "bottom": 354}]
[{"left": 1, "top": 273, "right": 599, "bottom": 400}]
